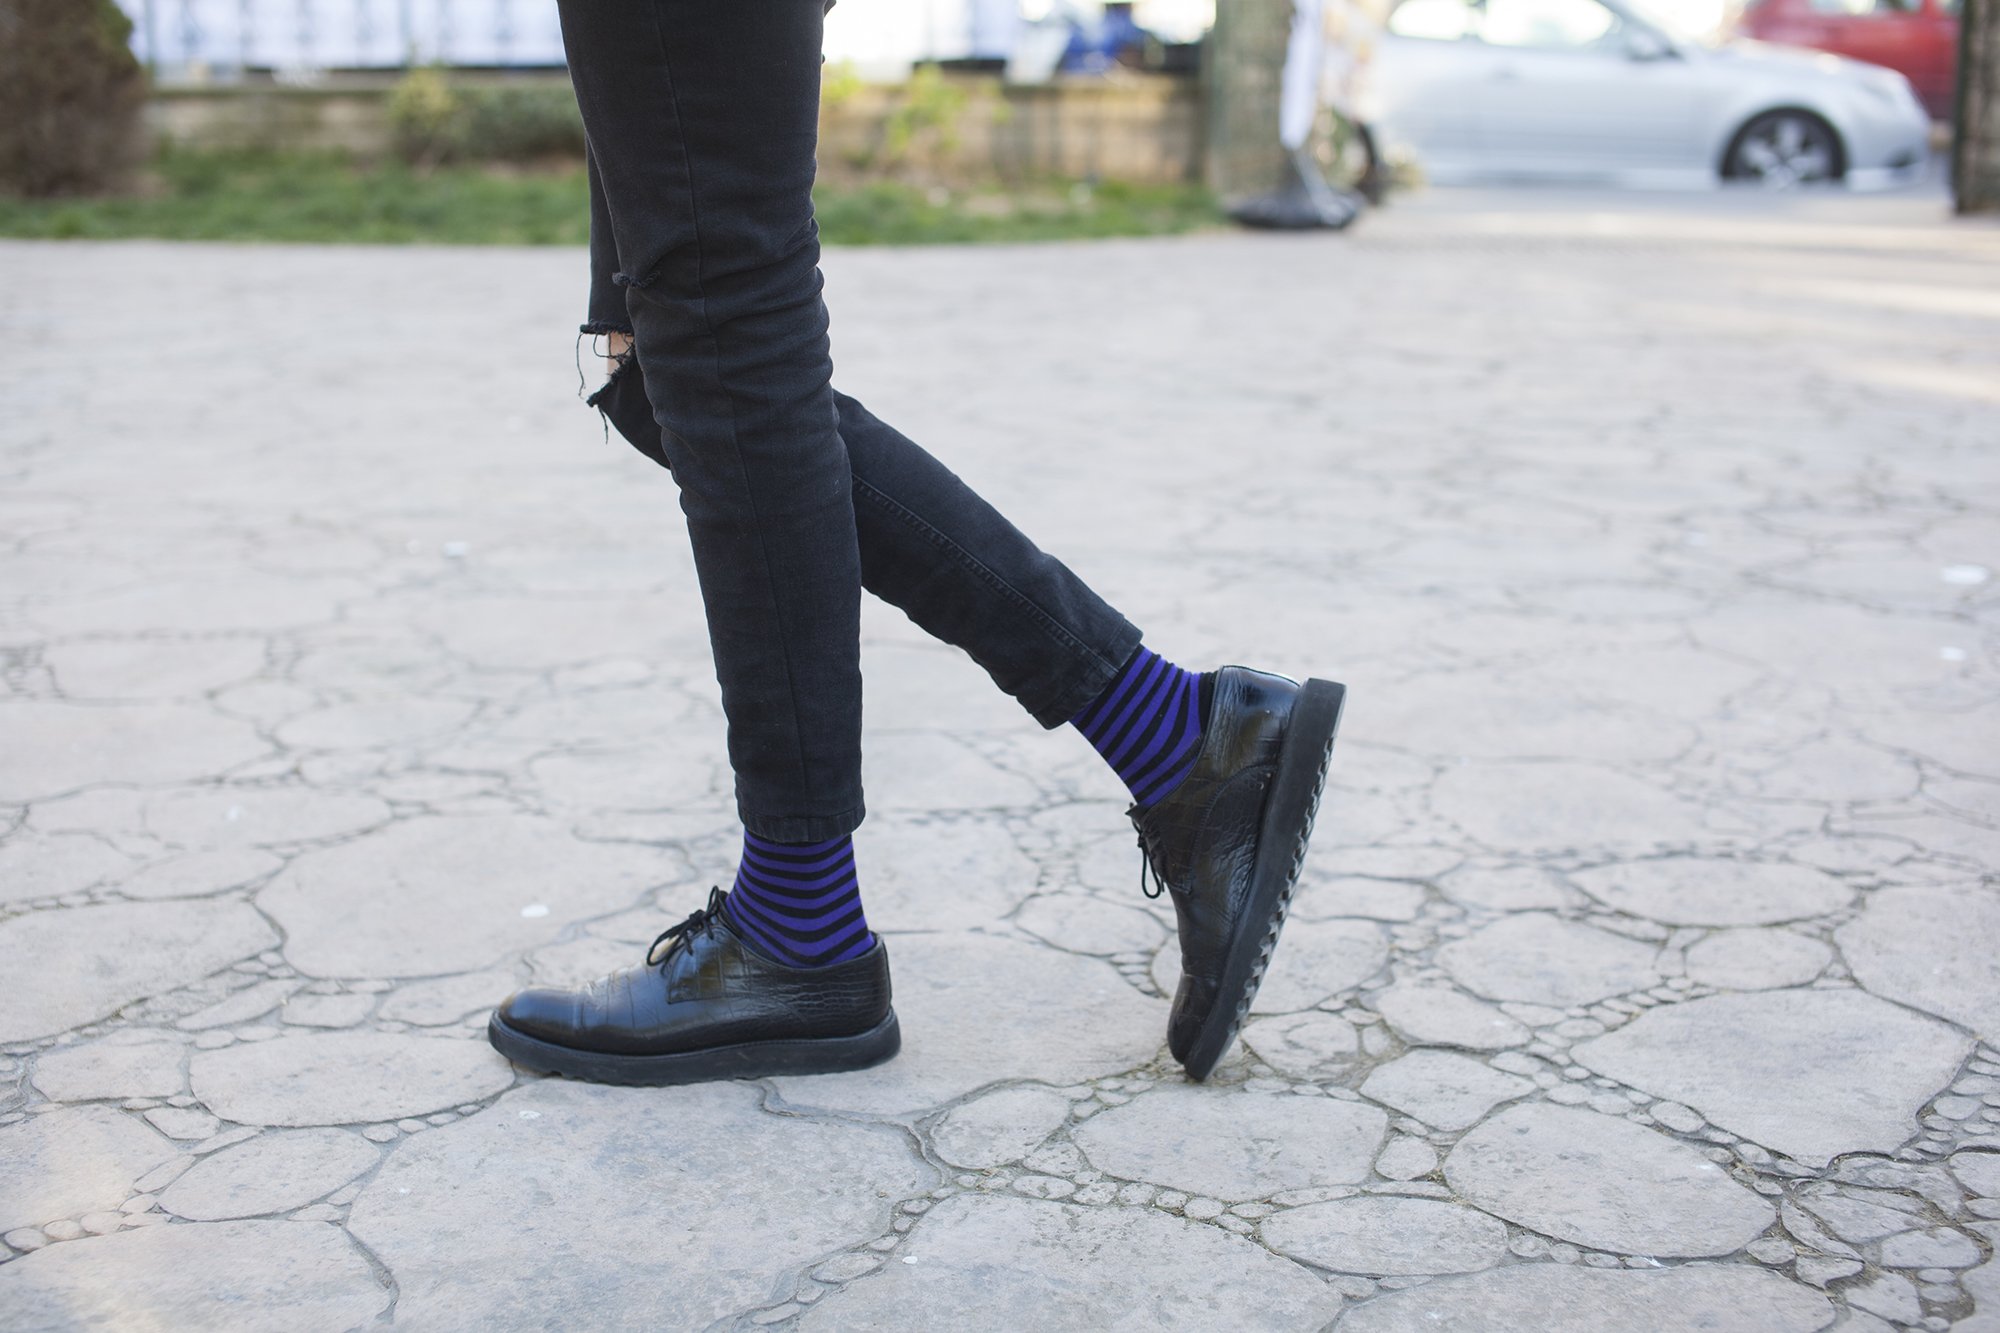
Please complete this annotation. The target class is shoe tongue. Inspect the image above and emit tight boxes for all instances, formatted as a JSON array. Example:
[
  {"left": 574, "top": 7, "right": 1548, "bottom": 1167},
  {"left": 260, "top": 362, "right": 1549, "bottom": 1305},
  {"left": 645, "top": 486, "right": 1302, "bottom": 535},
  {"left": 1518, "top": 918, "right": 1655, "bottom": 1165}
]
[{"left": 1197, "top": 671, "right": 1216, "bottom": 732}]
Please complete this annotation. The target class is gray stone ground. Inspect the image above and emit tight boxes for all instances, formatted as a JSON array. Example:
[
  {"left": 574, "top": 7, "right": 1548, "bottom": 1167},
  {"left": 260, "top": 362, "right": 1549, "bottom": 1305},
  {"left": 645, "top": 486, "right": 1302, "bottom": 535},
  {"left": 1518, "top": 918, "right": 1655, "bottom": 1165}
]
[{"left": 1, "top": 186, "right": 1998, "bottom": 1331}]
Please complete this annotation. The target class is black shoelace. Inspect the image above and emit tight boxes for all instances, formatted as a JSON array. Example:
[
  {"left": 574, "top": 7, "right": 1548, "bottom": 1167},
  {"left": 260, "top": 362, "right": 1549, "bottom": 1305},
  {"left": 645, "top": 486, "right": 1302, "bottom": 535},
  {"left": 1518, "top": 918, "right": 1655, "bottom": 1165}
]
[{"left": 646, "top": 885, "right": 727, "bottom": 967}]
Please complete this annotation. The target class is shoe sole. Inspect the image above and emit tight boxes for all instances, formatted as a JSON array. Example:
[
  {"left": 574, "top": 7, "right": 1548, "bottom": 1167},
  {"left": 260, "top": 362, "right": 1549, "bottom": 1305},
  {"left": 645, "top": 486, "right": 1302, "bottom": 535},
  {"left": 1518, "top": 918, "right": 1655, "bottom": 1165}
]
[
  {"left": 1181, "top": 677, "right": 1346, "bottom": 1082},
  {"left": 485, "top": 1009, "right": 901, "bottom": 1087}
]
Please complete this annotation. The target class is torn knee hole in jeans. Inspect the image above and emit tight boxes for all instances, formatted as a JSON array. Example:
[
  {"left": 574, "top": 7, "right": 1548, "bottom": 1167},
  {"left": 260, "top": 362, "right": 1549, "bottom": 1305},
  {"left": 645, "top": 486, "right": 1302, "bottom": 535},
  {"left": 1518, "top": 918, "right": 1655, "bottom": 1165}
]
[{"left": 575, "top": 321, "right": 637, "bottom": 442}]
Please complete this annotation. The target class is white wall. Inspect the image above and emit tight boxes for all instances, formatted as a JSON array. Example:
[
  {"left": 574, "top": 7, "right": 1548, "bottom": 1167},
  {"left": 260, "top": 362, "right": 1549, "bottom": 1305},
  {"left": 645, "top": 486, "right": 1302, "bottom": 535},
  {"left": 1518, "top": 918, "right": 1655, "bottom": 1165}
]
[
  {"left": 119, "top": 0, "right": 566, "bottom": 70},
  {"left": 121, "top": 0, "right": 1726, "bottom": 80}
]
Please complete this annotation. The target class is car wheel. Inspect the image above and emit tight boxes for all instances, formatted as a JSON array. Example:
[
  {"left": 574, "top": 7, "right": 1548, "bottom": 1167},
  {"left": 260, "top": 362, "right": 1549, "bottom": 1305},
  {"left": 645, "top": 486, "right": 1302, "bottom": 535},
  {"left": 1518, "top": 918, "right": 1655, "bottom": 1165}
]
[{"left": 1725, "top": 110, "right": 1843, "bottom": 188}]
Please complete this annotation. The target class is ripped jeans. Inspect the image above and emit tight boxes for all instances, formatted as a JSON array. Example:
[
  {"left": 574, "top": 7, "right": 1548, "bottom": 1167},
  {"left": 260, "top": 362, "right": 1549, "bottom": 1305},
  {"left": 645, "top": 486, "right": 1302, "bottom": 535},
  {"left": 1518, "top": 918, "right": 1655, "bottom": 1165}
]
[{"left": 557, "top": 0, "right": 1140, "bottom": 841}]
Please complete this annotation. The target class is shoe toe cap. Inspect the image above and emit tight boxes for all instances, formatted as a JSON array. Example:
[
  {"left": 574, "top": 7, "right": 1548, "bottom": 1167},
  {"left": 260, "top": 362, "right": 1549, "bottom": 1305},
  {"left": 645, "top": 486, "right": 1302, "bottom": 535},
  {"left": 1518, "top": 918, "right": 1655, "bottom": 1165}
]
[{"left": 495, "top": 986, "right": 581, "bottom": 1045}]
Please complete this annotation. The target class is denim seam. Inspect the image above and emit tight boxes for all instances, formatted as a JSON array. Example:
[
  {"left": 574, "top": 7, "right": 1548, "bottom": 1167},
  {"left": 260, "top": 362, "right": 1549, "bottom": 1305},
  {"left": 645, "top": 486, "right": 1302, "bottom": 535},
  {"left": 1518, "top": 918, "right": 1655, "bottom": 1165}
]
[
  {"left": 852, "top": 473, "right": 1115, "bottom": 677},
  {"left": 639, "top": 5, "right": 825, "bottom": 808}
]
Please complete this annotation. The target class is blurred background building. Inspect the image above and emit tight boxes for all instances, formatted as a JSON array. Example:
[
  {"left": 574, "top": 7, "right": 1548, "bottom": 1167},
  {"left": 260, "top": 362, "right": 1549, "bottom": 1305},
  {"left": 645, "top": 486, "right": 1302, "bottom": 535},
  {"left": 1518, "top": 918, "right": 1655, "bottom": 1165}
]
[
  {"left": 114, "top": 0, "right": 1214, "bottom": 77},
  {"left": 114, "top": 0, "right": 1745, "bottom": 80}
]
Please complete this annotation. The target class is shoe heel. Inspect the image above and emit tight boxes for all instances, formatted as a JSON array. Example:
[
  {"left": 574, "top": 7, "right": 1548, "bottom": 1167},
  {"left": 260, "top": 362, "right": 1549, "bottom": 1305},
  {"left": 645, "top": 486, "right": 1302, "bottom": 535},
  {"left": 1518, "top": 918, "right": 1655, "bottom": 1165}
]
[
  {"left": 808, "top": 1010, "right": 902, "bottom": 1073},
  {"left": 1265, "top": 677, "right": 1345, "bottom": 883}
]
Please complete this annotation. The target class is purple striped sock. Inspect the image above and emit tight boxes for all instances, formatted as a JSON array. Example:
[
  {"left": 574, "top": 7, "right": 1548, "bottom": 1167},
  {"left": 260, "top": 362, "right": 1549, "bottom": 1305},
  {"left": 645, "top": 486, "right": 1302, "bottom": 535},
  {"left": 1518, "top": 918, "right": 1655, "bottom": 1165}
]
[
  {"left": 1071, "top": 646, "right": 1211, "bottom": 806},
  {"left": 721, "top": 830, "right": 875, "bottom": 968}
]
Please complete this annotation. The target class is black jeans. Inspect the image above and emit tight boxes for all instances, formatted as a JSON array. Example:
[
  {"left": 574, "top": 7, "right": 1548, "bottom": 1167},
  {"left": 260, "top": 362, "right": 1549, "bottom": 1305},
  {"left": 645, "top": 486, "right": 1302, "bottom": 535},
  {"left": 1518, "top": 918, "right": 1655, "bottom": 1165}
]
[{"left": 557, "top": 0, "right": 1141, "bottom": 842}]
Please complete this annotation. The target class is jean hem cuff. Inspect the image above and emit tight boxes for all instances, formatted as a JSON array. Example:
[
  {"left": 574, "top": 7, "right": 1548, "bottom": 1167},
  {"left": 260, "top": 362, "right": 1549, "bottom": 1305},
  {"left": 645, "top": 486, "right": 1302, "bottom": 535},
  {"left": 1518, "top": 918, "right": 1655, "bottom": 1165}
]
[
  {"left": 1026, "top": 621, "right": 1144, "bottom": 729},
  {"left": 739, "top": 800, "right": 866, "bottom": 843}
]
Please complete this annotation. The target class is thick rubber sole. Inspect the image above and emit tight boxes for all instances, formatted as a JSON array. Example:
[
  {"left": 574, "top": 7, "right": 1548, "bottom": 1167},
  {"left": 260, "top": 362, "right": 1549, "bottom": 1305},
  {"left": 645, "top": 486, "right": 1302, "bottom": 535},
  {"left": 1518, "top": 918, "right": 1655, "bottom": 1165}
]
[
  {"left": 1181, "top": 677, "right": 1346, "bottom": 1082},
  {"left": 485, "top": 1009, "right": 901, "bottom": 1087}
]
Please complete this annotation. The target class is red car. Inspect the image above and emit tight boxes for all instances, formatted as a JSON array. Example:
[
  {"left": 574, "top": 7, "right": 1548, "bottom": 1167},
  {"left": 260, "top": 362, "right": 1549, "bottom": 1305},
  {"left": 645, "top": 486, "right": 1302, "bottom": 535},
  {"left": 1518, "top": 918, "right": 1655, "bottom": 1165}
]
[{"left": 1735, "top": 0, "right": 1959, "bottom": 119}]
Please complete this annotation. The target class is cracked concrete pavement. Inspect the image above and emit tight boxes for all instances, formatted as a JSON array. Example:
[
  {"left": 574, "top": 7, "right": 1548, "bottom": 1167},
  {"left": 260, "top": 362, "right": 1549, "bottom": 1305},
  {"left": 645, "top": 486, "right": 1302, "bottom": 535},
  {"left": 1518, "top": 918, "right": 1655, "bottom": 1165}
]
[{"left": 1, "top": 187, "right": 1998, "bottom": 1330}]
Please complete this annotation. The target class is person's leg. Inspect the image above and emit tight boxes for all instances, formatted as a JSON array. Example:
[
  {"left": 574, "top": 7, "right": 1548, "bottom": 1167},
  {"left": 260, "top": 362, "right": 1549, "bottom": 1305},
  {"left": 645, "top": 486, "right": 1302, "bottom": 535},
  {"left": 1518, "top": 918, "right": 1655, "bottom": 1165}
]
[
  {"left": 594, "top": 325, "right": 1217, "bottom": 808},
  {"left": 543, "top": 6, "right": 1349, "bottom": 1088},
  {"left": 489, "top": 0, "right": 897, "bottom": 1087},
  {"left": 587, "top": 335, "right": 1144, "bottom": 731},
  {"left": 564, "top": 0, "right": 861, "bottom": 844}
]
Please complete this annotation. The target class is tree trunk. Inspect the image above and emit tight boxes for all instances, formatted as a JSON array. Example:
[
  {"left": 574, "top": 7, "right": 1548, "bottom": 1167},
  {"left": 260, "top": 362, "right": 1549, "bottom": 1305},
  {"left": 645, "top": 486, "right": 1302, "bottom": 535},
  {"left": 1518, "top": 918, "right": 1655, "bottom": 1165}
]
[
  {"left": 1202, "top": 0, "right": 1293, "bottom": 202},
  {"left": 1957, "top": 0, "right": 2000, "bottom": 213}
]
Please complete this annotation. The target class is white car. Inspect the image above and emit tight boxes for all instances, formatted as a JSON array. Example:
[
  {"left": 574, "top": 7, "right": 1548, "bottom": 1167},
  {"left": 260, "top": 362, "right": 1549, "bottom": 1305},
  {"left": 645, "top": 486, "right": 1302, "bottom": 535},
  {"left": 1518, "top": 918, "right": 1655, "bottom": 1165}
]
[{"left": 1367, "top": 0, "right": 1932, "bottom": 188}]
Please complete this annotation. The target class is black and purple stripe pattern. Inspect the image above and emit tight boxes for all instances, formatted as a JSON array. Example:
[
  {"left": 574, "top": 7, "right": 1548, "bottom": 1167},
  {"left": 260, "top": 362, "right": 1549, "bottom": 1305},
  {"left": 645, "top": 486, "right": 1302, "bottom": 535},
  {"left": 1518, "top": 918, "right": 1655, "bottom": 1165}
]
[
  {"left": 721, "top": 831, "right": 874, "bottom": 968},
  {"left": 1071, "top": 645, "right": 1207, "bottom": 807}
]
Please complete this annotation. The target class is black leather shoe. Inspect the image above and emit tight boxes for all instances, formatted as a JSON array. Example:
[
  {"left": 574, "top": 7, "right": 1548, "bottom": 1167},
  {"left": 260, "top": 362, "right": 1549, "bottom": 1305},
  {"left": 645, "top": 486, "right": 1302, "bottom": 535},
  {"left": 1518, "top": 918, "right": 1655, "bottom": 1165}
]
[
  {"left": 1132, "top": 667, "right": 1346, "bottom": 1082},
  {"left": 487, "top": 888, "right": 900, "bottom": 1086}
]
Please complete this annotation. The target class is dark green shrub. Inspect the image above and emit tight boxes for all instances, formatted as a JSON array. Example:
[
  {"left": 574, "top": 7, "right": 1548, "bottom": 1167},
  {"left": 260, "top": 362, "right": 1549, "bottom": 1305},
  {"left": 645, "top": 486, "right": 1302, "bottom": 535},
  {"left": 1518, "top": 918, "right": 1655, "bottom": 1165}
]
[
  {"left": 385, "top": 65, "right": 461, "bottom": 166},
  {"left": 387, "top": 67, "right": 584, "bottom": 166},
  {"left": 881, "top": 65, "right": 968, "bottom": 168},
  {"left": 0, "top": 0, "right": 147, "bottom": 196},
  {"left": 460, "top": 84, "right": 586, "bottom": 161}
]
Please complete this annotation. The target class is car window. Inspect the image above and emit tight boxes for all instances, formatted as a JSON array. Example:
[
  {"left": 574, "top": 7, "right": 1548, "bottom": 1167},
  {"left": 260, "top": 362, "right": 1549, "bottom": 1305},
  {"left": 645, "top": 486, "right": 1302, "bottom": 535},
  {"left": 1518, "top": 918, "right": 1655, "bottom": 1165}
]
[
  {"left": 1388, "top": 0, "right": 1480, "bottom": 40},
  {"left": 1806, "top": 0, "right": 1916, "bottom": 14},
  {"left": 1479, "top": 0, "right": 1621, "bottom": 47}
]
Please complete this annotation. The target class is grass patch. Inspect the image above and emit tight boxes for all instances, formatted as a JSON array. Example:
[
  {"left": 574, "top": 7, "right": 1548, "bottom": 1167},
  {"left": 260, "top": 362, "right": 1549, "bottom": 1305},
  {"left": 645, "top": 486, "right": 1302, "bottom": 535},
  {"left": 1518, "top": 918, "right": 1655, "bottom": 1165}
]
[
  {"left": 0, "top": 149, "right": 1222, "bottom": 246},
  {"left": 814, "top": 179, "right": 1222, "bottom": 245},
  {"left": 0, "top": 150, "right": 591, "bottom": 244}
]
